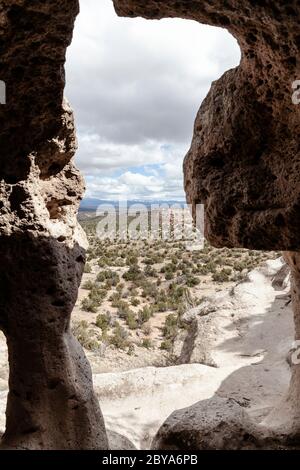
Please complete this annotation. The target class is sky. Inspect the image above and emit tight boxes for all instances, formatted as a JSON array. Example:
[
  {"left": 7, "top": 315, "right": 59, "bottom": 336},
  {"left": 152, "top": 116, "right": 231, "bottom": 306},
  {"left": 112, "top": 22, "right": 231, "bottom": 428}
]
[{"left": 65, "top": 0, "right": 240, "bottom": 201}]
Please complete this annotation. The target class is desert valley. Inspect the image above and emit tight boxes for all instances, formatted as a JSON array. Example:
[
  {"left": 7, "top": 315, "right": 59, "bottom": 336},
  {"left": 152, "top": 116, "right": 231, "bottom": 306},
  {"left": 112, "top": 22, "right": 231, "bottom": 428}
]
[{"left": 0, "top": 207, "right": 293, "bottom": 449}]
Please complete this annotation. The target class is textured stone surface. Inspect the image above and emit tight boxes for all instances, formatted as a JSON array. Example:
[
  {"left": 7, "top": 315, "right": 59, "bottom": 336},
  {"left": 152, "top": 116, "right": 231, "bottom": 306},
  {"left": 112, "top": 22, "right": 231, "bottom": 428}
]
[
  {"left": 0, "top": 0, "right": 79, "bottom": 181},
  {"left": 151, "top": 396, "right": 300, "bottom": 450},
  {"left": 113, "top": 0, "right": 300, "bottom": 251},
  {"left": 263, "top": 252, "right": 300, "bottom": 445},
  {"left": 152, "top": 397, "right": 266, "bottom": 450},
  {"left": 107, "top": 430, "right": 137, "bottom": 450},
  {"left": 1, "top": 0, "right": 300, "bottom": 452},
  {"left": 0, "top": 0, "right": 108, "bottom": 449},
  {"left": 113, "top": 0, "right": 300, "bottom": 450}
]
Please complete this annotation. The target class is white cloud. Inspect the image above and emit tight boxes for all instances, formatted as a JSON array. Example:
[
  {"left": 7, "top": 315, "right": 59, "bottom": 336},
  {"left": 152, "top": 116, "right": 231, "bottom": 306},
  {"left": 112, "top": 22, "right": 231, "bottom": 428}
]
[
  {"left": 85, "top": 170, "right": 185, "bottom": 201},
  {"left": 65, "top": 0, "right": 240, "bottom": 200},
  {"left": 76, "top": 132, "right": 168, "bottom": 173}
]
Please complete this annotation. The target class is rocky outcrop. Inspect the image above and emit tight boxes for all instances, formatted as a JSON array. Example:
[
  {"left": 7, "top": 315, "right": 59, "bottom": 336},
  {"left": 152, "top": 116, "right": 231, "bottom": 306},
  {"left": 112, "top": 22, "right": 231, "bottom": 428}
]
[
  {"left": 173, "top": 299, "right": 225, "bottom": 368},
  {"left": 113, "top": 0, "right": 300, "bottom": 450},
  {"left": 107, "top": 430, "right": 137, "bottom": 450},
  {"left": 174, "top": 258, "right": 290, "bottom": 367},
  {"left": 113, "top": 0, "right": 300, "bottom": 251},
  {"left": 152, "top": 397, "right": 272, "bottom": 450},
  {"left": 1, "top": 0, "right": 299, "bottom": 451},
  {"left": 0, "top": 1, "right": 107, "bottom": 449},
  {"left": 263, "top": 252, "right": 300, "bottom": 444}
]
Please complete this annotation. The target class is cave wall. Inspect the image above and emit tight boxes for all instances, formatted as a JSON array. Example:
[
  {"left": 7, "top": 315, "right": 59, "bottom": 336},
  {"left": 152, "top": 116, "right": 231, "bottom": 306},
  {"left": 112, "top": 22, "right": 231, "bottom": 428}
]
[
  {"left": 0, "top": 0, "right": 108, "bottom": 449},
  {"left": 114, "top": 0, "right": 300, "bottom": 250},
  {"left": 0, "top": 0, "right": 300, "bottom": 450}
]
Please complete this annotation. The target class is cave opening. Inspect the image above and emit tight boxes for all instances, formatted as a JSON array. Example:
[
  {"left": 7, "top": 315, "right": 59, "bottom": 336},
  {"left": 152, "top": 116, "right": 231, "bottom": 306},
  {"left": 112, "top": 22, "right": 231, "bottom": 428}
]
[
  {"left": 0, "top": 0, "right": 298, "bottom": 452},
  {"left": 25, "top": 0, "right": 287, "bottom": 449}
]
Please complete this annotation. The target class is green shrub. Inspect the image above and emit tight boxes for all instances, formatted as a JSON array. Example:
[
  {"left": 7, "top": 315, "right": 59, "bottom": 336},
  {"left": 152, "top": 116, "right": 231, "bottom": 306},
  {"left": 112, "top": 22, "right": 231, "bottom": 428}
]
[
  {"left": 212, "top": 268, "right": 232, "bottom": 283},
  {"left": 81, "top": 297, "right": 99, "bottom": 313},
  {"left": 233, "top": 261, "right": 248, "bottom": 272},
  {"left": 126, "top": 255, "right": 138, "bottom": 266},
  {"left": 97, "top": 269, "right": 119, "bottom": 285},
  {"left": 205, "top": 261, "right": 217, "bottom": 274},
  {"left": 126, "top": 311, "right": 138, "bottom": 330},
  {"left": 131, "top": 297, "right": 140, "bottom": 307},
  {"left": 160, "top": 340, "right": 172, "bottom": 351},
  {"left": 95, "top": 313, "right": 111, "bottom": 332},
  {"left": 186, "top": 276, "right": 200, "bottom": 287},
  {"left": 115, "top": 300, "right": 131, "bottom": 319},
  {"left": 123, "top": 264, "right": 142, "bottom": 282},
  {"left": 144, "top": 265, "right": 156, "bottom": 277},
  {"left": 84, "top": 263, "right": 92, "bottom": 274},
  {"left": 110, "top": 292, "right": 122, "bottom": 305},
  {"left": 165, "top": 272, "right": 174, "bottom": 281},
  {"left": 109, "top": 323, "right": 129, "bottom": 350},
  {"left": 163, "top": 314, "right": 179, "bottom": 339},
  {"left": 72, "top": 321, "right": 99, "bottom": 351},
  {"left": 89, "top": 286, "right": 106, "bottom": 304},
  {"left": 141, "top": 338, "right": 152, "bottom": 349},
  {"left": 82, "top": 280, "right": 95, "bottom": 290},
  {"left": 141, "top": 281, "right": 158, "bottom": 299},
  {"left": 177, "top": 303, "right": 187, "bottom": 317},
  {"left": 138, "top": 306, "right": 153, "bottom": 325}
]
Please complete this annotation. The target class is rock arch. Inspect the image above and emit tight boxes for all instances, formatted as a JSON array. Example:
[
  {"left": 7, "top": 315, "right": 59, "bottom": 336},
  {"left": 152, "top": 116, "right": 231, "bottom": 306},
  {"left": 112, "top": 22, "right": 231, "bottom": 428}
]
[{"left": 0, "top": 0, "right": 300, "bottom": 450}]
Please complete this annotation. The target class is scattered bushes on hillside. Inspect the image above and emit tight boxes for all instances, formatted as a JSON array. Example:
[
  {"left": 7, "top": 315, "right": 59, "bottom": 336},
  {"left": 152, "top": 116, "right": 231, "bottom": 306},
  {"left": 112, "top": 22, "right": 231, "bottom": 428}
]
[
  {"left": 81, "top": 284, "right": 107, "bottom": 313},
  {"left": 212, "top": 268, "right": 232, "bottom": 283},
  {"left": 77, "top": 225, "right": 279, "bottom": 355},
  {"left": 81, "top": 297, "right": 99, "bottom": 313}
]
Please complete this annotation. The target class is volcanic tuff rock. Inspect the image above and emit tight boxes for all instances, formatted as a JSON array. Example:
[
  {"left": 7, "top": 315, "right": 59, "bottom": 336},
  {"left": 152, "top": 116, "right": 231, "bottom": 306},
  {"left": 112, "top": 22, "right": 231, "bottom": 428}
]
[
  {"left": 0, "top": 0, "right": 300, "bottom": 451},
  {"left": 113, "top": 0, "right": 300, "bottom": 251},
  {"left": 0, "top": 1, "right": 108, "bottom": 449}
]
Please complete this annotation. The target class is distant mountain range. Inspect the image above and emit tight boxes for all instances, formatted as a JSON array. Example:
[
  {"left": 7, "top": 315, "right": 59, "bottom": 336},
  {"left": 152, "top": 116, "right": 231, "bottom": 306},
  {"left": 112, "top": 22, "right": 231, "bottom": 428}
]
[{"left": 79, "top": 198, "right": 187, "bottom": 212}]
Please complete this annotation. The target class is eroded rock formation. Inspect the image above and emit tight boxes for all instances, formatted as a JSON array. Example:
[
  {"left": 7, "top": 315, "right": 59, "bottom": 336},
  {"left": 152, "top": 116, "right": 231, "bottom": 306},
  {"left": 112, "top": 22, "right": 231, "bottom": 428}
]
[
  {"left": 263, "top": 252, "right": 300, "bottom": 444},
  {"left": 0, "top": 1, "right": 107, "bottom": 449},
  {"left": 114, "top": 0, "right": 300, "bottom": 251},
  {"left": 113, "top": 0, "right": 300, "bottom": 449},
  {"left": 1, "top": 0, "right": 300, "bottom": 451}
]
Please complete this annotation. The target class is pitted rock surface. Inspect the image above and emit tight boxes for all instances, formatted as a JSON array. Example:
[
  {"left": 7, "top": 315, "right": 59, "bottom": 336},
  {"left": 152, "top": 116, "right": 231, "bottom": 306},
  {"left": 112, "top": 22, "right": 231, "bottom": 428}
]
[
  {"left": 114, "top": 0, "right": 300, "bottom": 250},
  {"left": 0, "top": 0, "right": 108, "bottom": 449}
]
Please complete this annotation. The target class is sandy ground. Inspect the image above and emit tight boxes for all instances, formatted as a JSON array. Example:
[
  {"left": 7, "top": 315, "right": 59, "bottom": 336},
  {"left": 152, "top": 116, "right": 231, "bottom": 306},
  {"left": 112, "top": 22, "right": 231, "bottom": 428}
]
[
  {"left": 0, "top": 258, "right": 294, "bottom": 449},
  {"left": 93, "top": 259, "right": 294, "bottom": 448}
]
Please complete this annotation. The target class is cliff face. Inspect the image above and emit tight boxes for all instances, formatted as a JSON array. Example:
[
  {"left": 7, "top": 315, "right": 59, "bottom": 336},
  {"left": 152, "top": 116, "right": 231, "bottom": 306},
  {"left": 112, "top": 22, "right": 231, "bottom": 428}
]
[
  {"left": 113, "top": 0, "right": 300, "bottom": 449},
  {"left": 0, "top": 1, "right": 108, "bottom": 449}
]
